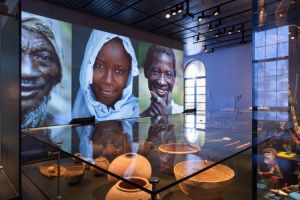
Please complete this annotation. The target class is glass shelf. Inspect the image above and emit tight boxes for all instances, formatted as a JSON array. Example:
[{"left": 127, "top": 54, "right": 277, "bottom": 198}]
[{"left": 21, "top": 111, "right": 273, "bottom": 198}]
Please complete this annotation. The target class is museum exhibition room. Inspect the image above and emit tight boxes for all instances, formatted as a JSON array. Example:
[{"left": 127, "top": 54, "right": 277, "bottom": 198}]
[{"left": 0, "top": 0, "right": 300, "bottom": 199}]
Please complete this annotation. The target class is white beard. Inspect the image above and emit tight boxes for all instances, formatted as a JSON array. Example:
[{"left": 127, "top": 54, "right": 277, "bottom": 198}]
[{"left": 21, "top": 96, "right": 50, "bottom": 129}]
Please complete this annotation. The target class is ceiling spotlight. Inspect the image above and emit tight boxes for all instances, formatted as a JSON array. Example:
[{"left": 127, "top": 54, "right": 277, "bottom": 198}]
[
  {"left": 196, "top": 34, "right": 200, "bottom": 41},
  {"left": 165, "top": 11, "right": 171, "bottom": 19},
  {"left": 237, "top": 24, "right": 244, "bottom": 33},
  {"left": 291, "top": 36, "right": 295, "bottom": 40},
  {"left": 228, "top": 25, "right": 234, "bottom": 35},
  {"left": 209, "top": 23, "right": 213, "bottom": 32},
  {"left": 172, "top": 8, "right": 177, "bottom": 16},
  {"left": 198, "top": 12, "right": 204, "bottom": 21},
  {"left": 209, "top": 48, "right": 215, "bottom": 54},
  {"left": 177, "top": 3, "right": 183, "bottom": 13},
  {"left": 213, "top": 6, "right": 220, "bottom": 16},
  {"left": 204, "top": 45, "right": 208, "bottom": 53}
]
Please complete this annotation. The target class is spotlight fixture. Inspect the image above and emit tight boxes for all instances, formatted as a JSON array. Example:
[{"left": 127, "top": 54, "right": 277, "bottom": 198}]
[
  {"left": 196, "top": 33, "right": 200, "bottom": 41},
  {"left": 209, "top": 23, "right": 213, "bottom": 32},
  {"left": 228, "top": 25, "right": 235, "bottom": 35},
  {"left": 177, "top": 3, "right": 183, "bottom": 13},
  {"left": 213, "top": 6, "right": 220, "bottom": 16},
  {"left": 172, "top": 8, "right": 177, "bottom": 16},
  {"left": 204, "top": 45, "right": 208, "bottom": 53},
  {"left": 237, "top": 23, "right": 244, "bottom": 33},
  {"left": 290, "top": 28, "right": 297, "bottom": 40},
  {"left": 209, "top": 48, "right": 215, "bottom": 54},
  {"left": 165, "top": 11, "right": 171, "bottom": 19},
  {"left": 198, "top": 12, "right": 204, "bottom": 21},
  {"left": 182, "top": 0, "right": 194, "bottom": 19},
  {"left": 215, "top": 29, "right": 221, "bottom": 38}
]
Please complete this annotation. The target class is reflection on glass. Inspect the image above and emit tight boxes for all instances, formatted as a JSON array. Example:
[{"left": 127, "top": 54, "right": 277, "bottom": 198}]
[
  {"left": 185, "top": 87, "right": 194, "bottom": 95},
  {"left": 266, "top": 28, "right": 277, "bottom": 45},
  {"left": 76, "top": 119, "right": 135, "bottom": 164},
  {"left": 266, "top": 44, "right": 277, "bottom": 59},
  {"left": 278, "top": 42, "right": 288, "bottom": 57},
  {"left": 184, "top": 60, "right": 206, "bottom": 113},
  {"left": 253, "top": 25, "right": 289, "bottom": 109}
]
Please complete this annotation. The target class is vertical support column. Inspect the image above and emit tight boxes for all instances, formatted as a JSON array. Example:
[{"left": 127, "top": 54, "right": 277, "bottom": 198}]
[
  {"left": 48, "top": 151, "right": 62, "bottom": 200},
  {"left": 149, "top": 176, "right": 159, "bottom": 200}
]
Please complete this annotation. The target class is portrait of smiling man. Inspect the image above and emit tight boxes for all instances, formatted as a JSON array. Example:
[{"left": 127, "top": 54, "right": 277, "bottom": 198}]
[
  {"left": 21, "top": 12, "right": 71, "bottom": 129},
  {"left": 140, "top": 44, "right": 183, "bottom": 117}
]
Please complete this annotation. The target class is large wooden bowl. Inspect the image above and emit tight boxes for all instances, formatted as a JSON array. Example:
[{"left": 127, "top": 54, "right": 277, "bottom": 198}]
[{"left": 174, "top": 160, "right": 234, "bottom": 200}]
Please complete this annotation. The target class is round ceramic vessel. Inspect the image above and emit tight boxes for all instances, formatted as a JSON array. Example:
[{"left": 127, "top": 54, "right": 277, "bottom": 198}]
[
  {"left": 105, "top": 176, "right": 151, "bottom": 200},
  {"left": 90, "top": 156, "right": 110, "bottom": 175},
  {"left": 107, "top": 153, "right": 152, "bottom": 184}
]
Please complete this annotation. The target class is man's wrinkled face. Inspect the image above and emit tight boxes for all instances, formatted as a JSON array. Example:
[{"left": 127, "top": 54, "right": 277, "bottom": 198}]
[
  {"left": 21, "top": 28, "right": 60, "bottom": 113},
  {"left": 147, "top": 52, "right": 175, "bottom": 103}
]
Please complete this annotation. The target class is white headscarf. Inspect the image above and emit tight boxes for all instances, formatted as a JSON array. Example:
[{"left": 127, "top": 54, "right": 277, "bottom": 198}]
[{"left": 73, "top": 30, "right": 139, "bottom": 121}]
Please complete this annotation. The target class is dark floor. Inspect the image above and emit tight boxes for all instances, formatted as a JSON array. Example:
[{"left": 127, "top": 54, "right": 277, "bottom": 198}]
[
  {"left": 22, "top": 171, "right": 48, "bottom": 200},
  {"left": 0, "top": 168, "right": 18, "bottom": 200}
]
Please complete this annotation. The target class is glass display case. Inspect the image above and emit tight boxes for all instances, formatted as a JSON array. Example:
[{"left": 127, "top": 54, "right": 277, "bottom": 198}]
[{"left": 21, "top": 111, "right": 278, "bottom": 200}]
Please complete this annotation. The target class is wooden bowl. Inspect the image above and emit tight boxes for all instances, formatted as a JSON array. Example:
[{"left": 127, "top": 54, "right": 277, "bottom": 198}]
[
  {"left": 64, "top": 166, "right": 85, "bottom": 184},
  {"left": 38, "top": 164, "right": 66, "bottom": 178},
  {"left": 174, "top": 160, "right": 234, "bottom": 200},
  {"left": 158, "top": 143, "right": 201, "bottom": 154},
  {"left": 158, "top": 143, "right": 200, "bottom": 174}
]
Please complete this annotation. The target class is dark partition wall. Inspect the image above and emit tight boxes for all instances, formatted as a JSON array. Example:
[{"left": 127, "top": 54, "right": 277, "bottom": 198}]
[{"left": 0, "top": 1, "right": 20, "bottom": 196}]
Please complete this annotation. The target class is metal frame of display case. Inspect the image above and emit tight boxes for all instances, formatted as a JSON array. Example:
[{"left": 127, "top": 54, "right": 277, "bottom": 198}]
[{"left": 21, "top": 111, "right": 276, "bottom": 200}]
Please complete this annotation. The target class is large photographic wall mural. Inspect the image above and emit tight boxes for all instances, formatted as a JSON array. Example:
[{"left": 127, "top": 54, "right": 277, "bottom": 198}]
[{"left": 21, "top": 11, "right": 184, "bottom": 128}]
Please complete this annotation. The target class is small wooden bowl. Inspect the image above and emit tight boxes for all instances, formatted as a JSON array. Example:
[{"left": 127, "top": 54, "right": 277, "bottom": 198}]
[
  {"left": 64, "top": 166, "right": 85, "bottom": 184},
  {"left": 174, "top": 160, "right": 234, "bottom": 200},
  {"left": 38, "top": 164, "right": 66, "bottom": 178},
  {"left": 158, "top": 143, "right": 201, "bottom": 174},
  {"left": 158, "top": 143, "right": 201, "bottom": 154}
]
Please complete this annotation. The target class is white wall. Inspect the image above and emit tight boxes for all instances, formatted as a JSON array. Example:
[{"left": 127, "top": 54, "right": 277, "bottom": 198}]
[{"left": 184, "top": 43, "right": 252, "bottom": 111}]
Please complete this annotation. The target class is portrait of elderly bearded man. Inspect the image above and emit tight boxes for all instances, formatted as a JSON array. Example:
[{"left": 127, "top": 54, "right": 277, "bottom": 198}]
[{"left": 21, "top": 13, "right": 64, "bottom": 129}]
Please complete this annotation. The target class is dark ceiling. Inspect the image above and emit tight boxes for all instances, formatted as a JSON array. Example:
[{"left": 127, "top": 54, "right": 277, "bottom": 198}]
[{"left": 42, "top": 0, "right": 253, "bottom": 51}]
